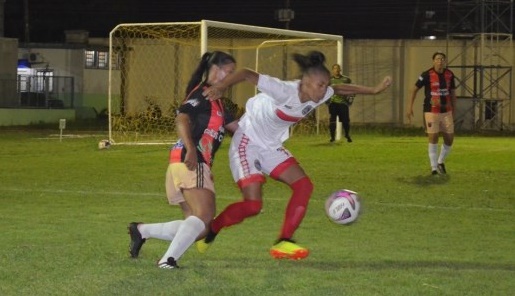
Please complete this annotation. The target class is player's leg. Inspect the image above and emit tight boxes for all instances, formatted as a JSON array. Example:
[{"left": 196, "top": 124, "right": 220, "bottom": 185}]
[
  {"left": 268, "top": 153, "right": 312, "bottom": 259},
  {"left": 158, "top": 163, "right": 216, "bottom": 268},
  {"left": 424, "top": 112, "right": 440, "bottom": 175},
  {"left": 341, "top": 104, "right": 351, "bottom": 142},
  {"left": 437, "top": 112, "right": 455, "bottom": 174},
  {"left": 197, "top": 131, "right": 265, "bottom": 252},
  {"left": 328, "top": 103, "right": 338, "bottom": 142},
  {"left": 158, "top": 188, "right": 214, "bottom": 268},
  {"left": 128, "top": 164, "right": 187, "bottom": 258}
]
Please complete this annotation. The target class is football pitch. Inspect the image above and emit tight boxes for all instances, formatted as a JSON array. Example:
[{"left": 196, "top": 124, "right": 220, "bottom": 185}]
[{"left": 0, "top": 131, "right": 514, "bottom": 295}]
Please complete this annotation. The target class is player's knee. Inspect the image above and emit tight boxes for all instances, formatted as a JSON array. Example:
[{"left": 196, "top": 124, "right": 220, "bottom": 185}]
[
  {"left": 291, "top": 176, "right": 314, "bottom": 195},
  {"left": 243, "top": 200, "right": 262, "bottom": 216}
]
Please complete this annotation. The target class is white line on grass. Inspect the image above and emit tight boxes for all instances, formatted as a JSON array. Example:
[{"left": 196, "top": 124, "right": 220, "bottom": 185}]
[{"left": 1, "top": 187, "right": 513, "bottom": 213}]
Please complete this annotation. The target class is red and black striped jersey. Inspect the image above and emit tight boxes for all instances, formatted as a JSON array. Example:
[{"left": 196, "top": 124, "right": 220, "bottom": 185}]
[
  {"left": 415, "top": 68, "right": 456, "bottom": 113},
  {"left": 169, "top": 82, "right": 234, "bottom": 167}
]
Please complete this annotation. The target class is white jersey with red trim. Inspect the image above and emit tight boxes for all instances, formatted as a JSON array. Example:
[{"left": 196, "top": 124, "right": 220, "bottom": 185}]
[{"left": 238, "top": 74, "right": 334, "bottom": 149}]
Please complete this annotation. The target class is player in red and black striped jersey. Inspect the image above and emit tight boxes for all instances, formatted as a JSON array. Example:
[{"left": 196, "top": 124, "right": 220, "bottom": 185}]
[
  {"left": 128, "top": 51, "right": 239, "bottom": 269},
  {"left": 169, "top": 81, "right": 235, "bottom": 168},
  {"left": 408, "top": 52, "right": 457, "bottom": 175}
]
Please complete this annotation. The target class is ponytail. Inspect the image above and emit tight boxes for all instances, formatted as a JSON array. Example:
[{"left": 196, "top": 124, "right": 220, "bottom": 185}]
[
  {"left": 292, "top": 51, "right": 330, "bottom": 78},
  {"left": 185, "top": 52, "right": 212, "bottom": 95}
]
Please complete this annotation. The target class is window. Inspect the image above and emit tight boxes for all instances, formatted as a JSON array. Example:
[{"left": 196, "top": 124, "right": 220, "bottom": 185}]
[{"left": 85, "top": 50, "right": 112, "bottom": 69}]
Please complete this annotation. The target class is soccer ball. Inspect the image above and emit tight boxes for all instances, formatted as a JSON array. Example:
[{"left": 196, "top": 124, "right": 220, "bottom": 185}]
[
  {"left": 325, "top": 189, "right": 361, "bottom": 225},
  {"left": 98, "top": 139, "right": 111, "bottom": 150}
]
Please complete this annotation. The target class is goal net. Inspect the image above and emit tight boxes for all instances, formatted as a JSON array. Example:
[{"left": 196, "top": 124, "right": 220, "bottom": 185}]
[{"left": 108, "top": 20, "right": 343, "bottom": 144}]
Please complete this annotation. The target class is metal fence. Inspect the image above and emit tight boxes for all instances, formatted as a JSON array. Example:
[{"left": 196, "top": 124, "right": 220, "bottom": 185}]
[{"left": 0, "top": 76, "right": 75, "bottom": 108}]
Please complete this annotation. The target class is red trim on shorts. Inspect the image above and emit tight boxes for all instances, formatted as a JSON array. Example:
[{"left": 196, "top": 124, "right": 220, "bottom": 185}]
[
  {"left": 237, "top": 174, "right": 266, "bottom": 189},
  {"left": 169, "top": 148, "right": 182, "bottom": 163},
  {"left": 270, "top": 157, "right": 298, "bottom": 180},
  {"left": 238, "top": 134, "right": 251, "bottom": 176}
]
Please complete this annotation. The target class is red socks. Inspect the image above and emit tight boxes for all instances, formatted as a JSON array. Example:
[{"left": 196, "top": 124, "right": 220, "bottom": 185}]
[
  {"left": 279, "top": 176, "right": 313, "bottom": 240},
  {"left": 210, "top": 176, "right": 313, "bottom": 240},
  {"left": 211, "top": 200, "right": 262, "bottom": 233}
]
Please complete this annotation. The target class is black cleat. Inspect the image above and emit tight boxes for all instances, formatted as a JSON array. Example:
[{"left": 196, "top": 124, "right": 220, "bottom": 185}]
[
  {"left": 329, "top": 138, "right": 335, "bottom": 143},
  {"left": 158, "top": 257, "right": 179, "bottom": 269},
  {"left": 128, "top": 222, "right": 146, "bottom": 258},
  {"left": 345, "top": 136, "right": 352, "bottom": 143},
  {"left": 431, "top": 170, "right": 438, "bottom": 176},
  {"left": 437, "top": 163, "right": 447, "bottom": 174}
]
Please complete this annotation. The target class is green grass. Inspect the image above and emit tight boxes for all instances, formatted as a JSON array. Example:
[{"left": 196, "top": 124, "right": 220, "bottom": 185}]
[{"left": 0, "top": 130, "right": 514, "bottom": 296}]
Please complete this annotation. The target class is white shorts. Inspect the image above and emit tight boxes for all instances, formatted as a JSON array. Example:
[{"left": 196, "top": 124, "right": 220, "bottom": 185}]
[
  {"left": 165, "top": 162, "right": 215, "bottom": 205},
  {"left": 424, "top": 112, "right": 454, "bottom": 134},
  {"left": 229, "top": 129, "right": 296, "bottom": 188}
]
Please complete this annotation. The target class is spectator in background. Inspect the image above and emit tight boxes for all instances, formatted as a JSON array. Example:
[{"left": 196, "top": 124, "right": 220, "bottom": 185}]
[{"left": 328, "top": 64, "right": 354, "bottom": 143}]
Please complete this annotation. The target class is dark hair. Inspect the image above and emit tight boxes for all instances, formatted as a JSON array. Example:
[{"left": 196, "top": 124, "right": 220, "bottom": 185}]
[
  {"left": 292, "top": 51, "right": 330, "bottom": 78},
  {"left": 432, "top": 51, "right": 446, "bottom": 60},
  {"left": 185, "top": 51, "right": 236, "bottom": 95}
]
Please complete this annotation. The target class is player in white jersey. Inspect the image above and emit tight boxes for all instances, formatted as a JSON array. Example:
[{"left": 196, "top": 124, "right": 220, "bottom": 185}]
[{"left": 198, "top": 51, "right": 392, "bottom": 260}]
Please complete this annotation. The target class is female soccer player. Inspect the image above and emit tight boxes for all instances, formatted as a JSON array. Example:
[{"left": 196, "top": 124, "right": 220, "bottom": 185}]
[
  {"left": 198, "top": 51, "right": 391, "bottom": 259},
  {"left": 407, "top": 51, "right": 457, "bottom": 175},
  {"left": 128, "top": 51, "right": 239, "bottom": 269}
]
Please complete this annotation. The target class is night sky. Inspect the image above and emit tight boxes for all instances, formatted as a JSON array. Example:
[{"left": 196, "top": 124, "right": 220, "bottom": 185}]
[{"left": 4, "top": 0, "right": 450, "bottom": 43}]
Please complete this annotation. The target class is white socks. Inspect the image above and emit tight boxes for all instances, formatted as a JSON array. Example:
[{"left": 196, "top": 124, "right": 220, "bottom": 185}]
[
  {"left": 159, "top": 216, "right": 205, "bottom": 264},
  {"left": 428, "top": 143, "right": 438, "bottom": 170},
  {"left": 438, "top": 144, "right": 452, "bottom": 164},
  {"left": 139, "top": 220, "right": 183, "bottom": 241},
  {"left": 428, "top": 143, "right": 452, "bottom": 170}
]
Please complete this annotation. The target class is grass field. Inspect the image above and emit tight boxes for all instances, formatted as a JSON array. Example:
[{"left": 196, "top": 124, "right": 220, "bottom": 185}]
[{"left": 0, "top": 130, "right": 514, "bottom": 296}]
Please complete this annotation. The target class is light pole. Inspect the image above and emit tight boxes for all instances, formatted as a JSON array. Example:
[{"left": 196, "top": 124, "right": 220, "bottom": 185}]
[{"left": 274, "top": 0, "right": 294, "bottom": 29}]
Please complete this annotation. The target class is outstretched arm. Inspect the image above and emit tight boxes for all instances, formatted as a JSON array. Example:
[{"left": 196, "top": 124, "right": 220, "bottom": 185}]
[
  {"left": 332, "top": 76, "right": 392, "bottom": 96},
  {"left": 203, "top": 68, "right": 259, "bottom": 100}
]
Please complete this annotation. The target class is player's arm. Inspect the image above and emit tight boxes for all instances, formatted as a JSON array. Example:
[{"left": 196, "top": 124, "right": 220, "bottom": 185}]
[
  {"left": 407, "top": 85, "right": 421, "bottom": 122},
  {"left": 203, "top": 68, "right": 259, "bottom": 100},
  {"left": 224, "top": 119, "right": 239, "bottom": 134},
  {"left": 176, "top": 113, "right": 197, "bottom": 171},
  {"left": 450, "top": 88, "right": 457, "bottom": 118},
  {"left": 332, "top": 76, "right": 391, "bottom": 96}
]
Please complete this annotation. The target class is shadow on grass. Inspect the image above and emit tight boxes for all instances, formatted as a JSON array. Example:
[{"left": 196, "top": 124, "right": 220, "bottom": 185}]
[{"left": 397, "top": 174, "right": 450, "bottom": 187}]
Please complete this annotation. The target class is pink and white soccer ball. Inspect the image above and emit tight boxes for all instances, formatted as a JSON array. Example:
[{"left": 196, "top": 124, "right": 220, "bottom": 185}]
[{"left": 325, "top": 189, "right": 361, "bottom": 225}]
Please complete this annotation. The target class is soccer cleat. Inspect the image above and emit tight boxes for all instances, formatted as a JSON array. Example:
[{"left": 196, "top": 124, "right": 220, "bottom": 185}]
[
  {"left": 269, "top": 239, "right": 309, "bottom": 260},
  {"left": 345, "top": 136, "right": 352, "bottom": 143},
  {"left": 196, "top": 240, "right": 211, "bottom": 254},
  {"left": 157, "top": 257, "right": 179, "bottom": 269},
  {"left": 431, "top": 170, "right": 438, "bottom": 176},
  {"left": 437, "top": 163, "right": 447, "bottom": 174},
  {"left": 196, "top": 229, "right": 217, "bottom": 253},
  {"left": 329, "top": 138, "right": 335, "bottom": 143},
  {"left": 128, "top": 222, "right": 146, "bottom": 258}
]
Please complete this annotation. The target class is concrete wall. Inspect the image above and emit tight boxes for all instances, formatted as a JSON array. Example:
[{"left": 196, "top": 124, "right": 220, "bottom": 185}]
[
  {"left": 343, "top": 39, "right": 514, "bottom": 130},
  {"left": 0, "top": 108, "right": 75, "bottom": 126},
  {"left": 0, "top": 38, "right": 18, "bottom": 107}
]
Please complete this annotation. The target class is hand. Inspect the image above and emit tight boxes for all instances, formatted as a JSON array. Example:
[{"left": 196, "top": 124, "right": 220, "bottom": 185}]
[
  {"left": 203, "top": 86, "right": 224, "bottom": 101},
  {"left": 184, "top": 150, "right": 198, "bottom": 171},
  {"left": 373, "top": 76, "right": 392, "bottom": 94},
  {"left": 406, "top": 109, "right": 414, "bottom": 123}
]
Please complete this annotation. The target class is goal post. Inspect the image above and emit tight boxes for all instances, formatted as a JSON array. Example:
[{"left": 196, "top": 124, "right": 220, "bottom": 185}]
[{"left": 108, "top": 20, "right": 343, "bottom": 145}]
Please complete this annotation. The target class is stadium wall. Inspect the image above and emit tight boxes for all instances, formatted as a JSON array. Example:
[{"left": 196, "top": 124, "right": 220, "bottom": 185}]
[{"left": 0, "top": 37, "right": 513, "bottom": 130}]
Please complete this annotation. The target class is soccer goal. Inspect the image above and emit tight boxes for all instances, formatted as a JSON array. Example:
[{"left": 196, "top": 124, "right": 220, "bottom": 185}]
[{"left": 108, "top": 20, "right": 343, "bottom": 144}]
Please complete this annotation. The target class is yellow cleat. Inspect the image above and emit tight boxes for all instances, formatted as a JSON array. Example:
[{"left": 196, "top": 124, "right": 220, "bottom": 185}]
[
  {"left": 269, "top": 240, "right": 309, "bottom": 260},
  {"left": 196, "top": 239, "right": 211, "bottom": 254}
]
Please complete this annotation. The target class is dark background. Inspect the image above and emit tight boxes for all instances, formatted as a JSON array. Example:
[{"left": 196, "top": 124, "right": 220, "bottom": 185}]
[{"left": 3, "top": 0, "right": 450, "bottom": 42}]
